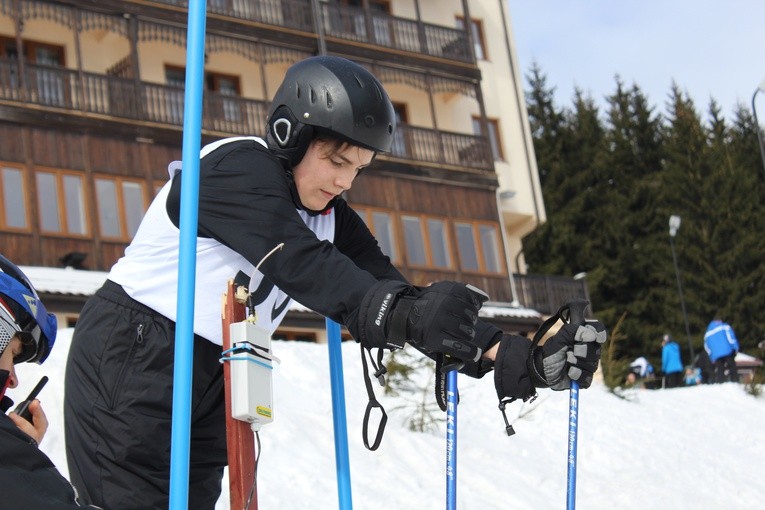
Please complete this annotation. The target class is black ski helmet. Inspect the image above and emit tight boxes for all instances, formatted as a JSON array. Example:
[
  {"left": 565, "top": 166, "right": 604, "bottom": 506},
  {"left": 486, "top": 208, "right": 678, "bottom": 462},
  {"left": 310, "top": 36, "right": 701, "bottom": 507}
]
[
  {"left": 266, "top": 56, "right": 396, "bottom": 167},
  {"left": 0, "top": 254, "right": 56, "bottom": 364}
]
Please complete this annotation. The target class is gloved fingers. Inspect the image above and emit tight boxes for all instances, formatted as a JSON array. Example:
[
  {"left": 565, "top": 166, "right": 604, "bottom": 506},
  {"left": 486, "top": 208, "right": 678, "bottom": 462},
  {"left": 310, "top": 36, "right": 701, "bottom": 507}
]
[
  {"left": 567, "top": 366, "right": 594, "bottom": 388},
  {"left": 574, "top": 321, "right": 607, "bottom": 344},
  {"left": 426, "top": 281, "right": 488, "bottom": 310},
  {"left": 465, "top": 284, "right": 489, "bottom": 306}
]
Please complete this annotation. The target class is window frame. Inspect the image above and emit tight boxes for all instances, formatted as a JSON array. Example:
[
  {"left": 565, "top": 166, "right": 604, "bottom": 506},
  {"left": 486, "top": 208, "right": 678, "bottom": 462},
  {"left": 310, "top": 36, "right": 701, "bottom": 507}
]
[
  {"left": 453, "top": 219, "right": 506, "bottom": 275},
  {"left": 35, "top": 167, "right": 91, "bottom": 237},
  {"left": 400, "top": 212, "right": 454, "bottom": 270},
  {"left": 0, "top": 162, "right": 31, "bottom": 232},
  {"left": 456, "top": 16, "right": 488, "bottom": 61},
  {"left": 354, "top": 206, "right": 401, "bottom": 264},
  {"left": 93, "top": 174, "right": 150, "bottom": 242},
  {"left": 472, "top": 116, "right": 504, "bottom": 161}
]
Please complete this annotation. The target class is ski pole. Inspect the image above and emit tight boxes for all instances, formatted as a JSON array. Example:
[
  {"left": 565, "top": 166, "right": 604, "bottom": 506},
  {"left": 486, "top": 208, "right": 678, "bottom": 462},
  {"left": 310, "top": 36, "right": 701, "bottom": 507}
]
[
  {"left": 326, "top": 318, "right": 353, "bottom": 510},
  {"left": 565, "top": 301, "right": 588, "bottom": 510},
  {"left": 445, "top": 368, "right": 458, "bottom": 510}
]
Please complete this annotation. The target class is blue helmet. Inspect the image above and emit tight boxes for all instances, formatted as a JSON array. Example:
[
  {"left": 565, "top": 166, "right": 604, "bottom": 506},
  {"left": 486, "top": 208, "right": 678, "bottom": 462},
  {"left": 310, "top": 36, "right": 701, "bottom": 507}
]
[{"left": 0, "top": 255, "right": 56, "bottom": 364}]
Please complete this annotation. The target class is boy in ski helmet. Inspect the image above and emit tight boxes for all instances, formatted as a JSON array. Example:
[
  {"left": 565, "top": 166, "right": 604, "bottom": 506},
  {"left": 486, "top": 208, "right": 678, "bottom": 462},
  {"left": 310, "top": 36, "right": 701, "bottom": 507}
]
[
  {"left": 64, "top": 56, "right": 606, "bottom": 509},
  {"left": 0, "top": 254, "right": 100, "bottom": 509}
]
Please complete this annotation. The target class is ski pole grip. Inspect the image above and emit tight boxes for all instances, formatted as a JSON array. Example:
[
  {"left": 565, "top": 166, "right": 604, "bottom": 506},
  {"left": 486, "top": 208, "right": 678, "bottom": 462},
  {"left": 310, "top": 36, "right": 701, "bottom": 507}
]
[{"left": 565, "top": 300, "right": 589, "bottom": 327}]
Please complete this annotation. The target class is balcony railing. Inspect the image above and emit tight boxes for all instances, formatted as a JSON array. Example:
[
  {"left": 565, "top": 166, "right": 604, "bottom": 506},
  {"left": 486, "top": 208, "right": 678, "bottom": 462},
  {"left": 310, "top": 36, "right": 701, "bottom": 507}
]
[
  {"left": 148, "top": 0, "right": 473, "bottom": 63},
  {"left": 513, "top": 274, "right": 591, "bottom": 316},
  {"left": 0, "top": 60, "right": 492, "bottom": 170},
  {"left": 391, "top": 124, "right": 493, "bottom": 170}
]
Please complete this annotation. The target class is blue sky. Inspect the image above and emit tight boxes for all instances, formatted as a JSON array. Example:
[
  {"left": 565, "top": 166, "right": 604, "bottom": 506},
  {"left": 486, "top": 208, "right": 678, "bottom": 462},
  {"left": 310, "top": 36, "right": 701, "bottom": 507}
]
[{"left": 506, "top": 0, "right": 765, "bottom": 122}]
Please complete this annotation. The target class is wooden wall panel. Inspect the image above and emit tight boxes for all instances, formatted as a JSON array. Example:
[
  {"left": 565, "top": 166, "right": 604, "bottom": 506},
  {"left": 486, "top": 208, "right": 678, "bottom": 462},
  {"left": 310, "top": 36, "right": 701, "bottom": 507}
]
[
  {"left": 0, "top": 233, "right": 36, "bottom": 265},
  {"left": 0, "top": 125, "right": 25, "bottom": 163},
  {"left": 145, "top": 142, "right": 183, "bottom": 181},
  {"left": 100, "top": 242, "right": 129, "bottom": 270},
  {"left": 38, "top": 238, "right": 96, "bottom": 269},
  {"left": 89, "top": 137, "right": 141, "bottom": 176},
  {"left": 30, "top": 129, "right": 86, "bottom": 170},
  {"left": 351, "top": 173, "right": 498, "bottom": 220}
]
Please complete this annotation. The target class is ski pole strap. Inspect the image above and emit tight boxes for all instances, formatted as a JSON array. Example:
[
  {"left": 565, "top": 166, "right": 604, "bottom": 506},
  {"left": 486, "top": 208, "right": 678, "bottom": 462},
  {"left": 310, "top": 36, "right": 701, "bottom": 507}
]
[{"left": 360, "top": 345, "right": 388, "bottom": 451}]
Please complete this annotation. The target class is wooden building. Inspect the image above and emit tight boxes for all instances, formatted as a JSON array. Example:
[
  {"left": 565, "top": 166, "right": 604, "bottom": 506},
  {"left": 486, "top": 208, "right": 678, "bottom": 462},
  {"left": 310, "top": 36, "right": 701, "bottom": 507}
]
[{"left": 0, "top": 0, "right": 588, "bottom": 335}]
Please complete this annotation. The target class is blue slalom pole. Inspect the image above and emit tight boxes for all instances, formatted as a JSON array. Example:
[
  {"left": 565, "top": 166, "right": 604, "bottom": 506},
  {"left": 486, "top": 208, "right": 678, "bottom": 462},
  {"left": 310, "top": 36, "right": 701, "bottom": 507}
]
[
  {"left": 169, "top": 1, "right": 207, "bottom": 509},
  {"left": 445, "top": 370, "right": 458, "bottom": 510},
  {"left": 326, "top": 318, "right": 353, "bottom": 510},
  {"left": 566, "top": 381, "right": 580, "bottom": 510}
]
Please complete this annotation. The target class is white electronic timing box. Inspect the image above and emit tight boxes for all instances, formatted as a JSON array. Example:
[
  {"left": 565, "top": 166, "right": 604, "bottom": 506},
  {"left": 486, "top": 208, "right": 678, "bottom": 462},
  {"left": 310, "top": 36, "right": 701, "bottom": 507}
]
[{"left": 229, "top": 321, "right": 278, "bottom": 430}]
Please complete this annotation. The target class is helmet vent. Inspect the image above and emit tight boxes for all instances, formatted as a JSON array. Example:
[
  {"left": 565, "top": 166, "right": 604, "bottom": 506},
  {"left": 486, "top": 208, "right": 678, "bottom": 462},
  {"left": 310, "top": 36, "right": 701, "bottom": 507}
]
[
  {"left": 326, "top": 89, "right": 333, "bottom": 109},
  {"left": 353, "top": 73, "right": 364, "bottom": 88},
  {"left": 310, "top": 87, "right": 317, "bottom": 104}
]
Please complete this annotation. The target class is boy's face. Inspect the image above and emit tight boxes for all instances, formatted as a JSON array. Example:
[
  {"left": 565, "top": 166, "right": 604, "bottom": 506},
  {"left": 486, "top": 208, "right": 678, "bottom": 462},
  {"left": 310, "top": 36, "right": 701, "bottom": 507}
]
[
  {"left": 0, "top": 336, "right": 21, "bottom": 389},
  {"left": 292, "top": 140, "right": 374, "bottom": 211}
]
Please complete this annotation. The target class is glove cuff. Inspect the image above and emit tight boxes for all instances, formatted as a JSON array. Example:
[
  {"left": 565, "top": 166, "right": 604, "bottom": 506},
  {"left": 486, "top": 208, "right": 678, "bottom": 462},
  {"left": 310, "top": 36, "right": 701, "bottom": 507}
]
[
  {"left": 459, "top": 320, "right": 502, "bottom": 378},
  {"left": 356, "top": 280, "right": 411, "bottom": 350},
  {"left": 494, "top": 334, "right": 536, "bottom": 401}
]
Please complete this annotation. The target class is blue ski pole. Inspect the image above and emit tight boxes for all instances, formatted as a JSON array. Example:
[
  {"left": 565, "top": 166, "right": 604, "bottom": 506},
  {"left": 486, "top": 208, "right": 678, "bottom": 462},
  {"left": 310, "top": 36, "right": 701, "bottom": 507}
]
[
  {"left": 445, "top": 369, "right": 458, "bottom": 510},
  {"left": 326, "top": 318, "right": 353, "bottom": 510},
  {"left": 565, "top": 301, "right": 588, "bottom": 510}
]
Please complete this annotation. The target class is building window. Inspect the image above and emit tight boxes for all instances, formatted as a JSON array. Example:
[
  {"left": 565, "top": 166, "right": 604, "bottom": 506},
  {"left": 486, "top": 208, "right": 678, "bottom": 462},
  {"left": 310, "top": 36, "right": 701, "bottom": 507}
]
[
  {"left": 1, "top": 164, "right": 29, "bottom": 230},
  {"left": 427, "top": 218, "right": 451, "bottom": 268},
  {"left": 36, "top": 170, "right": 88, "bottom": 236},
  {"left": 355, "top": 207, "right": 400, "bottom": 263},
  {"left": 94, "top": 176, "right": 148, "bottom": 240},
  {"left": 402, "top": 215, "right": 427, "bottom": 266},
  {"left": 456, "top": 17, "right": 487, "bottom": 60},
  {"left": 402, "top": 214, "right": 453, "bottom": 269},
  {"left": 455, "top": 221, "right": 504, "bottom": 274},
  {"left": 472, "top": 117, "right": 504, "bottom": 161}
]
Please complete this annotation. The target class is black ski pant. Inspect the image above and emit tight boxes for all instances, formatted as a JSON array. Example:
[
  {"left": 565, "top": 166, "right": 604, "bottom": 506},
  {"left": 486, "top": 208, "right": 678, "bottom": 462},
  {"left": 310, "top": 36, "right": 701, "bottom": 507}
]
[
  {"left": 664, "top": 371, "right": 683, "bottom": 388},
  {"left": 713, "top": 353, "right": 739, "bottom": 383},
  {"left": 64, "top": 280, "right": 227, "bottom": 510}
]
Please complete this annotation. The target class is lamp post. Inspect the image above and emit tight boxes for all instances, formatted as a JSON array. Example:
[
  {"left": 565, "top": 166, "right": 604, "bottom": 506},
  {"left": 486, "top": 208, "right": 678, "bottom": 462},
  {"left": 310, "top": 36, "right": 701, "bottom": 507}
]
[
  {"left": 751, "top": 80, "right": 765, "bottom": 179},
  {"left": 668, "top": 215, "right": 694, "bottom": 362}
]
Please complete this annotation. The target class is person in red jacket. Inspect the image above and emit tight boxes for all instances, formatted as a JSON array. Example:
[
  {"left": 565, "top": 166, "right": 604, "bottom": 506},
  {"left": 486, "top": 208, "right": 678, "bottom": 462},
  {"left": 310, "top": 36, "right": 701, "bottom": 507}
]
[{"left": 1, "top": 254, "right": 101, "bottom": 509}]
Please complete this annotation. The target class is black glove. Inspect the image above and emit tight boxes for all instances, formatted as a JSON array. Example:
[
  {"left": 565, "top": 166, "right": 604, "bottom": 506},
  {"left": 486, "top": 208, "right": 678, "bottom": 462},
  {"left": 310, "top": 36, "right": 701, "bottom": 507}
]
[
  {"left": 493, "top": 320, "right": 607, "bottom": 401},
  {"left": 355, "top": 280, "right": 488, "bottom": 361},
  {"left": 531, "top": 320, "right": 608, "bottom": 390}
]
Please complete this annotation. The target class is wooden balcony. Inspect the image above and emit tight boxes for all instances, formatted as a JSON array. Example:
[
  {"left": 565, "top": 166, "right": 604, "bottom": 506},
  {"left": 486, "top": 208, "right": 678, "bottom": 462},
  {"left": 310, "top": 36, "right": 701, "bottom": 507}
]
[
  {"left": 147, "top": 0, "right": 473, "bottom": 63},
  {"left": 0, "top": 59, "right": 492, "bottom": 171},
  {"left": 513, "top": 273, "right": 591, "bottom": 316}
]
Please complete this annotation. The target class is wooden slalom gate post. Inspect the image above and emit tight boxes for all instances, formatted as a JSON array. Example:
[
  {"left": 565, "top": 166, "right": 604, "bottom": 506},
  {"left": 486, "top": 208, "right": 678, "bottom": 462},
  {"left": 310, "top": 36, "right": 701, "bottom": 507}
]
[{"left": 222, "top": 280, "right": 257, "bottom": 509}]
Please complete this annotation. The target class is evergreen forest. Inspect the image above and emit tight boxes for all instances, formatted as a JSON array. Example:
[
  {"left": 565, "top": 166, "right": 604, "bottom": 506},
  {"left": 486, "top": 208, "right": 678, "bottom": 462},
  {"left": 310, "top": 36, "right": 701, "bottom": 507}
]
[{"left": 521, "top": 64, "right": 765, "bottom": 369}]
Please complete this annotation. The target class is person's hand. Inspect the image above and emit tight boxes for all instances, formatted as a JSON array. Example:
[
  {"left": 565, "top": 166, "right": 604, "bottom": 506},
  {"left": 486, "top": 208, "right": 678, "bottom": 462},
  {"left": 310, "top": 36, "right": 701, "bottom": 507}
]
[
  {"left": 9, "top": 399, "right": 48, "bottom": 444},
  {"left": 532, "top": 320, "right": 608, "bottom": 390},
  {"left": 356, "top": 280, "right": 488, "bottom": 361}
]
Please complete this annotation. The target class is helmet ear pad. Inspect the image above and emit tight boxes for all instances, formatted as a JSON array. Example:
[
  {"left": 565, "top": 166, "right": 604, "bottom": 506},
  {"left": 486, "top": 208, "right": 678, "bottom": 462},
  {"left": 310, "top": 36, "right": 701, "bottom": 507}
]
[{"left": 266, "top": 106, "right": 315, "bottom": 168}]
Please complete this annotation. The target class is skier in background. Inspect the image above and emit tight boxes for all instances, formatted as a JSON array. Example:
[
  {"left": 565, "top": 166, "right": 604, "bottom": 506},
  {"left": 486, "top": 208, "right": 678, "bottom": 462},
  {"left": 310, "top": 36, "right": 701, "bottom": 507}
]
[
  {"left": 64, "top": 56, "right": 607, "bottom": 509},
  {"left": 661, "top": 333, "right": 683, "bottom": 388},
  {"left": 704, "top": 317, "right": 739, "bottom": 383}
]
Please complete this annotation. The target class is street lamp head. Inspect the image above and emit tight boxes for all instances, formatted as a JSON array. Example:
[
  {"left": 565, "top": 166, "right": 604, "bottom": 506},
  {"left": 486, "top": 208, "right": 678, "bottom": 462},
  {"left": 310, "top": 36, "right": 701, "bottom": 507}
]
[
  {"left": 759, "top": 79, "right": 765, "bottom": 93},
  {"left": 669, "top": 215, "right": 681, "bottom": 237},
  {"left": 573, "top": 272, "right": 587, "bottom": 280}
]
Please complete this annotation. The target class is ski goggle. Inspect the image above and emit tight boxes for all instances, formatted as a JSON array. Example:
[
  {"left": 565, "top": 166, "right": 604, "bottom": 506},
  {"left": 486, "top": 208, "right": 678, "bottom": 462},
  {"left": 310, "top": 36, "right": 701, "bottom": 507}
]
[{"left": 0, "top": 297, "right": 46, "bottom": 364}]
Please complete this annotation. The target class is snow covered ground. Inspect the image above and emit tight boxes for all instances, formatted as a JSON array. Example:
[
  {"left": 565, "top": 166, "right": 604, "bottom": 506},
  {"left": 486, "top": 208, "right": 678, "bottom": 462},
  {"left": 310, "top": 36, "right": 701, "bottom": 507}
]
[{"left": 12, "top": 329, "right": 765, "bottom": 510}]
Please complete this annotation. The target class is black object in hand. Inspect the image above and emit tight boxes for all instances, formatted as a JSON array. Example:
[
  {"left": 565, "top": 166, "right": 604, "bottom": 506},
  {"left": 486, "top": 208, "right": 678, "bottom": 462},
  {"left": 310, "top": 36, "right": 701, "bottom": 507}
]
[{"left": 12, "top": 375, "right": 48, "bottom": 423}]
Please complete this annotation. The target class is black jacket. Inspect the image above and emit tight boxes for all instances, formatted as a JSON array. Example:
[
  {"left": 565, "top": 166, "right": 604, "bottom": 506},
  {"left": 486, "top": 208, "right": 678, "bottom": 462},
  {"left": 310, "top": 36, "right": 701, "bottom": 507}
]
[{"left": 0, "top": 413, "right": 100, "bottom": 509}]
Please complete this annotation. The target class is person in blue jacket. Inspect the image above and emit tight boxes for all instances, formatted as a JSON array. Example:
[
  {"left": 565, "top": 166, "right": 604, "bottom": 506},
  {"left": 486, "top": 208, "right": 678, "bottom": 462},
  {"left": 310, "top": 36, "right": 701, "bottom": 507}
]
[
  {"left": 1, "top": 254, "right": 101, "bottom": 509},
  {"left": 703, "top": 317, "right": 740, "bottom": 383},
  {"left": 661, "top": 333, "right": 683, "bottom": 388}
]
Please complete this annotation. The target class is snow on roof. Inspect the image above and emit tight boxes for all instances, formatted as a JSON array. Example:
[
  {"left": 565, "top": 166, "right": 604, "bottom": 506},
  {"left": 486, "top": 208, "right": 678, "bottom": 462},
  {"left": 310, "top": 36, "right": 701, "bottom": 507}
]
[
  {"left": 18, "top": 266, "right": 542, "bottom": 318},
  {"left": 480, "top": 301, "right": 542, "bottom": 319},
  {"left": 20, "top": 265, "right": 109, "bottom": 296}
]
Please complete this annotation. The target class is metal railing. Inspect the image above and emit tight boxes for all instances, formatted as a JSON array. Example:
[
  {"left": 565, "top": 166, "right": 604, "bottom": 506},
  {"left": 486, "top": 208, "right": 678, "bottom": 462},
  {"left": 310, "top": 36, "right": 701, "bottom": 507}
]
[
  {"left": 513, "top": 273, "right": 591, "bottom": 315},
  {"left": 0, "top": 60, "right": 491, "bottom": 170},
  {"left": 148, "top": 0, "right": 473, "bottom": 63}
]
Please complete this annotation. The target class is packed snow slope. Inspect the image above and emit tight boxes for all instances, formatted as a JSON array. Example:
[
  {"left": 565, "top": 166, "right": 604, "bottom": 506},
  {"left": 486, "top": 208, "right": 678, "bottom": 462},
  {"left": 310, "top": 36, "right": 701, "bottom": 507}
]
[{"left": 14, "top": 329, "right": 765, "bottom": 510}]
